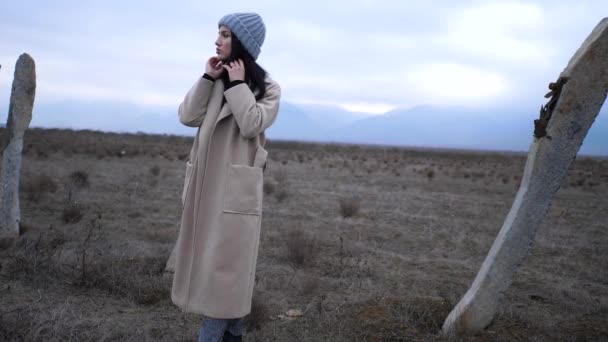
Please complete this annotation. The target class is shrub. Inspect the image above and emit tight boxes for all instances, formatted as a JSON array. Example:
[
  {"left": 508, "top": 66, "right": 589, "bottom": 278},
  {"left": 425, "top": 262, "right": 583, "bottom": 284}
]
[
  {"left": 69, "top": 170, "right": 90, "bottom": 188},
  {"left": 263, "top": 181, "right": 276, "bottom": 195},
  {"left": 150, "top": 165, "right": 161, "bottom": 177},
  {"left": 285, "top": 228, "right": 319, "bottom": 268},
  {"left": 339, "top": 197, "right": 361, "bottom": 218},
  {"left": 62, "top": 203, "right": 84, "bottom": 224}
]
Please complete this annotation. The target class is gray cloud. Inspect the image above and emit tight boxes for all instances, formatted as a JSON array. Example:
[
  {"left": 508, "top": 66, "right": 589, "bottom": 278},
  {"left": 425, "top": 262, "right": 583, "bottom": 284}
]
[{"left": 1, "top": 0, "right": 607, "bottom": 115}]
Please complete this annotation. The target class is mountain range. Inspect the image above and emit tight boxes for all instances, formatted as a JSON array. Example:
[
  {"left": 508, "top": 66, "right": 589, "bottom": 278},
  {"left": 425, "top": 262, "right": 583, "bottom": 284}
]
[
  {"left": 266, "top": 102, "right": 607, "bottom": 156},
  {"left": 0, "top": 100, "right": 606, "bottom": 156}
]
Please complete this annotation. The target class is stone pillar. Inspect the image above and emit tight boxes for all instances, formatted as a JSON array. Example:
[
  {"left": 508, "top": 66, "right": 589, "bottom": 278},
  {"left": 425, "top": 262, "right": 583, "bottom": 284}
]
[
  {"left": 442, "top": 18, "right": 608, "bottom": 335},
  {"left": 0, "top": 54, "right": 36, "bottom": 237}
]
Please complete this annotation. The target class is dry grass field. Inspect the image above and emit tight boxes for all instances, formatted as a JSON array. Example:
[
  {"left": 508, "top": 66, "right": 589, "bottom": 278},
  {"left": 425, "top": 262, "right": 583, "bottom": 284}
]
[{"left": 0, "top": 127, "right": 606, "bottom": 341}]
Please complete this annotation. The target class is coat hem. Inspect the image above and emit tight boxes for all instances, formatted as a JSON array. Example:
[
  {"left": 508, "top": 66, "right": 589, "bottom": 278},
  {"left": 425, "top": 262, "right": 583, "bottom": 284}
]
[
  {"left": 172, "top": 288, "right": 250, "bottom": 318},
  {"left": 173, "top": 301, "right": 251, "bottom": 319}
]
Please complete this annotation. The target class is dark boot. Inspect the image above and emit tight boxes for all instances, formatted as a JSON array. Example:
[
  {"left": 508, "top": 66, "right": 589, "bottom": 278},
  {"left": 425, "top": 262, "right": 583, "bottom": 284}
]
[{"left": 222, "top": 330, "right": 243, "bottom": 342}]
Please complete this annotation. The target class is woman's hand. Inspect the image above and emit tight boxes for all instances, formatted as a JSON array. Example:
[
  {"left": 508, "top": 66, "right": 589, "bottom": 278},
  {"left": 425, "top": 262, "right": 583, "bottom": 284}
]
[
  {"left": 205, "top": 57, "right": 224, "bottom": 79},
  {"left": 223, "top": 59, "right": 245, "bottom": 82}
]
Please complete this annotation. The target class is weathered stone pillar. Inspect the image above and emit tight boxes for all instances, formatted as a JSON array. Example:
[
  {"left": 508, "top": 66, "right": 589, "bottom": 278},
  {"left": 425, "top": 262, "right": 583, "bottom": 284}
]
[
  {"left": 0, "top": 54, "right": 36, "bottom": 237},
  {"left": 442, "top": 18, "right": 608, "bottom": 335}
]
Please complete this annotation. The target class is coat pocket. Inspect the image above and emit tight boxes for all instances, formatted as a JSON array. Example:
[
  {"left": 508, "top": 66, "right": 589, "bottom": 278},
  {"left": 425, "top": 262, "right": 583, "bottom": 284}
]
[
  {"left": 181, "top": 160, "right": 193, "bottom": 205},
  {"left": 215, "top": 211, "right": 261, "bottom": 306},
  {"left": 223, "top": 164, "right": 263, "bottom": 215}
]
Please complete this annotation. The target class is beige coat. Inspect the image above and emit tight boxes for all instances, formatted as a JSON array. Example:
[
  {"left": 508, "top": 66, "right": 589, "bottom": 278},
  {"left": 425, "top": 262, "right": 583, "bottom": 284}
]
[{"left": 171, "top": 74, "right": 280, "bottom": 318}]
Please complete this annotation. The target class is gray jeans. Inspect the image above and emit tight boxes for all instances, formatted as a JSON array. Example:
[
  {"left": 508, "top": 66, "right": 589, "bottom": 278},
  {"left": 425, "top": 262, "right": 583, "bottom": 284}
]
[{"left": 198, "top": 317, "right": 244, "bottom": 342}]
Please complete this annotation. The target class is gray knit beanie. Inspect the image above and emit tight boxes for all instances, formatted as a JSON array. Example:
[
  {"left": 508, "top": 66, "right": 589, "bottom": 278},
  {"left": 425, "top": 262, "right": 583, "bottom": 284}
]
[{"left": 218, "top": 12, "right": 266, "bottom": 60}]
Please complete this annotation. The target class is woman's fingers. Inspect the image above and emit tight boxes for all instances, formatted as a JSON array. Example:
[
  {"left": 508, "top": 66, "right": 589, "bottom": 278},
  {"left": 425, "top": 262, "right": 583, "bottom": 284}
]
[
  {"left": 222, "top": 62, "right": 245, "bottom": 82},
  {"left": 225, "top": 60, "right": 244, "bottom": 71}
]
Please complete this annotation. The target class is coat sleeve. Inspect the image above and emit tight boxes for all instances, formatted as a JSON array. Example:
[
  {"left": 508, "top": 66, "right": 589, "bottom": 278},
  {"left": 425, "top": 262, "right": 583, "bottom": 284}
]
[
  {"left": 177, "top": 76, "right": 215, "bottom": 127},
  {"left": 223, "top": 79, "right": 281, "bottom": 139}
]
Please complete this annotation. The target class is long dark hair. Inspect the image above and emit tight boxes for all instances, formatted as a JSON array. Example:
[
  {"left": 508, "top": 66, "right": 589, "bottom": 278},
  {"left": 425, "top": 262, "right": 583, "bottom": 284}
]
[{"left": 221, "top": 33, "right": 267, "bottom": 101}]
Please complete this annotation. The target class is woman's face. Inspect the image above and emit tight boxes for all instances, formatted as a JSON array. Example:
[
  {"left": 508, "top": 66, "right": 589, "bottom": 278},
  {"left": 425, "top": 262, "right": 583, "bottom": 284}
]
[{"left": 215, "top": 25, "right": 232, "bottom": 61}]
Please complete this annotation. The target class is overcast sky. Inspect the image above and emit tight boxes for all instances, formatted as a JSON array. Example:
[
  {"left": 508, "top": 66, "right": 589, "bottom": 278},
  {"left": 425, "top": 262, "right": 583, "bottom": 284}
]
[{"left": 0, "top": 1, "right": 607, "bottom": 116}]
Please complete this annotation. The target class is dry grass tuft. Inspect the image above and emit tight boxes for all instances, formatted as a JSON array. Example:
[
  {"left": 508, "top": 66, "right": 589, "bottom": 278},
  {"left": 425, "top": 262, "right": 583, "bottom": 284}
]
[
  {"left": 271, "top": 167, "right": 289, "bottom": 202},
  {"left": 263, "top": 181, "right": 275, "bottom": 195},
  {"left": 245, "top": 295, "right": 270, "bottom": 332},
  {"left": 22, "top": 173, "right": 58, "bottom": 202},
  {"left": 2, "top": 228, "right": 67, "bottom": 286},
  {"left": 349, "top": 296, "right": 451, "bottom": 340},
  {"left": 79, "top": 257, "right": 169, "bottom": 306},
  {"left": 273, "top": 167, "right": 288, "bottom": 183},
  {"left": 275, "top": 189, "right": 288, "bottom": 202},
  {"left": 299, "top": 273, "right": 320, "bottom": 297}
]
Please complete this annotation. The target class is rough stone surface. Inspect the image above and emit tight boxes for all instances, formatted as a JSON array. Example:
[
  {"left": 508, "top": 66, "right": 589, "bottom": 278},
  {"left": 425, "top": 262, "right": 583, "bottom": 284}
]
[
  {"left": 0, "top": 54, "right": 36, "bottom": 237},
  {"left": 442, "top": 18, "right": 608, "bottom": 335}
]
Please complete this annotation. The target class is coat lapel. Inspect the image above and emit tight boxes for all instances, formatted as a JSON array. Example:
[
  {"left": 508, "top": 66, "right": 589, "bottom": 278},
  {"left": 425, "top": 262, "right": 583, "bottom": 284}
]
[
  {"left": 209, "top": 80, "right": 231, "bottom": 124},
  {"left": 216, "top": 103, "right": 232, "bottom": 123}
]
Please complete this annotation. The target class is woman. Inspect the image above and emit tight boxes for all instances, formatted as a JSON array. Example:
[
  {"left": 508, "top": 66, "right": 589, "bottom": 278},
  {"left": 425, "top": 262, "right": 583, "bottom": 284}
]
[{"left": 171, "top": 12, "right": 280, "bottom": 342}]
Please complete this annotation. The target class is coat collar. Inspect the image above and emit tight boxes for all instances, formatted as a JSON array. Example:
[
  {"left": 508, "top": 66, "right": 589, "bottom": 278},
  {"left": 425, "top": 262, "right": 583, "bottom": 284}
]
[{"left": 217, "top": 101, "right": 232, "bottom": 123}]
